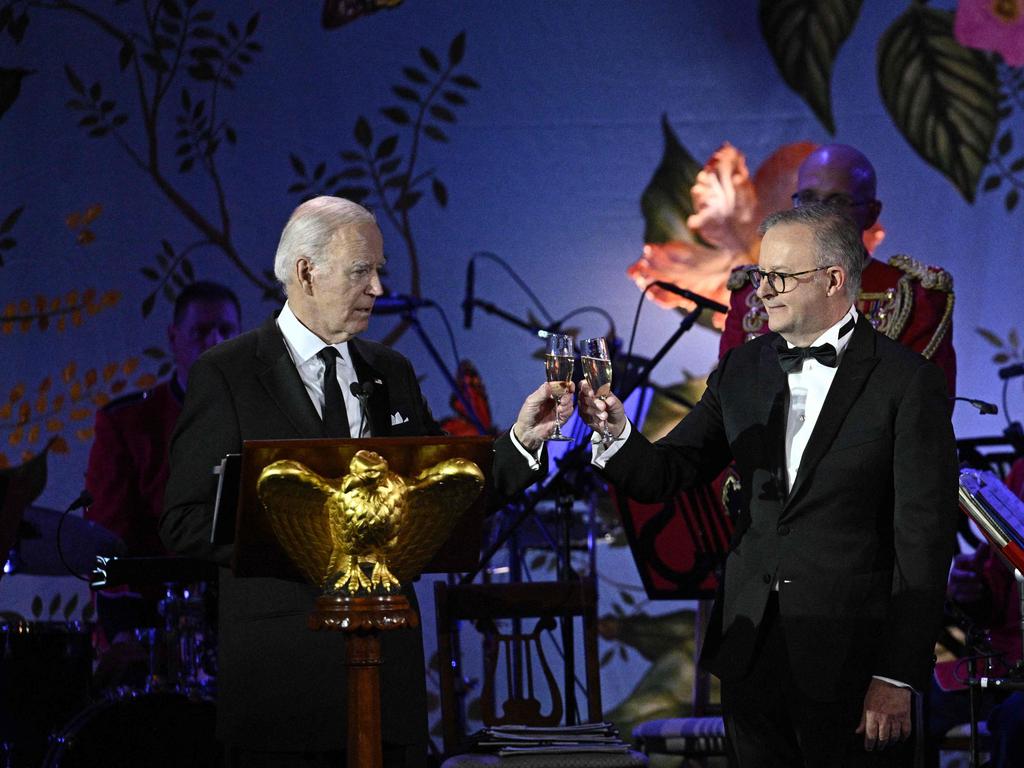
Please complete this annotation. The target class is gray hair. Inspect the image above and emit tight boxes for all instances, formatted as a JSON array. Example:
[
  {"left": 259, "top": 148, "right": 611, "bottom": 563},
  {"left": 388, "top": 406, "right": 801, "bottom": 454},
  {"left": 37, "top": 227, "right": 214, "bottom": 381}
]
[
  {"left": 273, "top": 197, "right": 377, "bottom": 286},
  {"left": 759, "top": 204, "right": 865, "bottom": 298}
]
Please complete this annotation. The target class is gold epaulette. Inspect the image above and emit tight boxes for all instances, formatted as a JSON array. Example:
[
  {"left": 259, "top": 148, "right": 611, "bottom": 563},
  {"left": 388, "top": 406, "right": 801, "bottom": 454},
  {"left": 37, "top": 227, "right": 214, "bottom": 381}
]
[
  {"left": 888, "top": 254, "right": 954, "bottom": 293},
  {"left": 727, "top": 264, "right": 754, "bottom": 291}
]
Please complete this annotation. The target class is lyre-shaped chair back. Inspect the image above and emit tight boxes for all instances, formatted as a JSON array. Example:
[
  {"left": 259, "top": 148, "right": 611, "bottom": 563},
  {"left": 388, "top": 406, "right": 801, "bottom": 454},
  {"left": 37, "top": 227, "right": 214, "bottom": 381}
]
[
  {"left": 434, "top": 579, "right": 602, "bottom": 755},
  {"left": 479, "top": 613, "right": 561, "bottom": 726}
]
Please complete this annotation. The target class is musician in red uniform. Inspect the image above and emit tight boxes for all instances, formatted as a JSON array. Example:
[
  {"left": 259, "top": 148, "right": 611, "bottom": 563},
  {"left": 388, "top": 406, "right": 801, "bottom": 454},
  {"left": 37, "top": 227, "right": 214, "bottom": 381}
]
[
  {"left": 84, "top": 281, "right": 240, "bottom": 641},
  {"left": 718, "top": 144, "right": 956, "bottom": 397}
]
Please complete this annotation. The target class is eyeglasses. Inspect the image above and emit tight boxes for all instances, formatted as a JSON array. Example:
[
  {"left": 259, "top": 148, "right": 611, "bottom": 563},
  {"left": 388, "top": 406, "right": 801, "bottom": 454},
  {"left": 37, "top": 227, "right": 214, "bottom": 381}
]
[
  {"left": 791, "top": 189, "right": 873, "bottom": 209},
  {"left": 748, "top": 265, "right": 833, "bottom": 294}
]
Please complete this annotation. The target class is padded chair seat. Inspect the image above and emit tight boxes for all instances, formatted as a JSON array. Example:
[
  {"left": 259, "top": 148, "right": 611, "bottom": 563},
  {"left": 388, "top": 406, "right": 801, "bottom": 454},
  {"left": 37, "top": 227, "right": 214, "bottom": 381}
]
[
  {"left": 632, "top": 716, "right": 727, "bottom": 755},
  {"left": 441, "top": 750, "right": 649, "bottom": 767}
]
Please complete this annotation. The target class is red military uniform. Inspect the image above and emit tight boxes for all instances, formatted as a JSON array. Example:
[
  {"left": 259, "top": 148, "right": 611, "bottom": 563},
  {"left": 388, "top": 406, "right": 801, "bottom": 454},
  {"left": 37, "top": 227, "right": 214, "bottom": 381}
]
[
  {"left": 84, "top": 378, "right": 184, "bottom": 556},
  {"left": 719, "top": 254, "right": 957, "bottom": 396}
]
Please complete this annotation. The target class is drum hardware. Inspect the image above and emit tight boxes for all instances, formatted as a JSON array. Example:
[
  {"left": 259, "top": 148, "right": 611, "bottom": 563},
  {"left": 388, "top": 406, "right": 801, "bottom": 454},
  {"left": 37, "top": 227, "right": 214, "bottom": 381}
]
[
  {"left": 0, "top": 620, "right": 94, "bottom": 768},
  {"left": 43, "top": 688, "right": 217, "bottom": 767}
]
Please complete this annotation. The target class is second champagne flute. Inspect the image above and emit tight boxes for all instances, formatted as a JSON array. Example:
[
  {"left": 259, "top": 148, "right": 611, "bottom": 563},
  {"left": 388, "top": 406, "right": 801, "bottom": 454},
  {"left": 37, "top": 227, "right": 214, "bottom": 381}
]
[
  {"left": 544, "top": 333, "right": 575, "bottom": 441},
  {"left": 581, "top": 337, "right": 614, "bottom": 446}
]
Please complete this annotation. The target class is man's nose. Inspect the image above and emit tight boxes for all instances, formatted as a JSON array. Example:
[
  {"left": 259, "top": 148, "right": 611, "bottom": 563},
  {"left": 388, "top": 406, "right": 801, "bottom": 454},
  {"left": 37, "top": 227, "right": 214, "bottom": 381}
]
[
  {"left": 755, "top": 276, "right": 775, "bottom": 299},
  {"left": 367, "top": 272, "right": 384, "bottom": 296}
]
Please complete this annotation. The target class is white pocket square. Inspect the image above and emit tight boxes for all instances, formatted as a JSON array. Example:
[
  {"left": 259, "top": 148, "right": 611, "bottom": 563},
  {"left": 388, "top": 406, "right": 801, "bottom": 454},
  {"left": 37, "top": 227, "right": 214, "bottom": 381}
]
[{"left": 390, "top": 410, "right": 409, "bottom": 426}]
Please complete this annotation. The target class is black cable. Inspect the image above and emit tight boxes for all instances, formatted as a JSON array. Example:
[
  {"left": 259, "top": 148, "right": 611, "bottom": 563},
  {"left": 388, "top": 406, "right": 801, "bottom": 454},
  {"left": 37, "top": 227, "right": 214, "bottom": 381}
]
[
  {"left": 424, "top": 300, "right": 462, "bottom": 374},
  {"left": 473, "top": 251, "right": 555, "bottom": 325},
  {"left": 57, "top": 491, "right": 94, "bottom": 582},
  {"left": 552, "top": 306, "right": 616, "bottom": 340},
  {"left": 1003, "top": 377, "right": 1012, "bottom": 429}
]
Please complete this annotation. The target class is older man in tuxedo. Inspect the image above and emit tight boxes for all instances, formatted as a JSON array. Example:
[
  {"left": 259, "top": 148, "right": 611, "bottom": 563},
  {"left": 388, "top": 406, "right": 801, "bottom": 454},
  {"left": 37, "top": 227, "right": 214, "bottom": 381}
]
[
  {"left": 161, "top": 197, "right": 566, "bottom": 767},
  {"left": 580, "top": 205, "right": 958, "bottom": 766}
]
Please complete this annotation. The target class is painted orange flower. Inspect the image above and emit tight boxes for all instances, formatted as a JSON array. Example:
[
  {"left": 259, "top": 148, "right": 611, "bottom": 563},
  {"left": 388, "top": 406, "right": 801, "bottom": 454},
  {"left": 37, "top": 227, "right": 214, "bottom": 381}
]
[{"left": 629, "top": 140, "right": 885, "bottom": 329}]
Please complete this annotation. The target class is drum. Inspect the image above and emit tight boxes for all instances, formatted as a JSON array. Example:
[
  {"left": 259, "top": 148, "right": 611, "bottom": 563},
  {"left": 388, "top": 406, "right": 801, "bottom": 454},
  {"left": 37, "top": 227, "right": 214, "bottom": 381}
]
[
  {"left": 44, "top": 689, "right": 218, "bottom": 767},
  {"left": 0, "top": 620, "right": 93, "bottom": 768}
]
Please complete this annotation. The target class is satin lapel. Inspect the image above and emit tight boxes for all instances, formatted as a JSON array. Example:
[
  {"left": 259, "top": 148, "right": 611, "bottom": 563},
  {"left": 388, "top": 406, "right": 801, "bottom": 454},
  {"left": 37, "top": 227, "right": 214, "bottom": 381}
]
[
  {"left": 254, "top": 316, "right": 325, "bottom": 438},
  {"left": 758, "top": 340, "right": 790, "bottom": 501},
  {"left": 785, "top": 317, "right": 879, "bottom": 507},
  {"left": 349, "top": 339, "right": 389, "bottom": 437}
]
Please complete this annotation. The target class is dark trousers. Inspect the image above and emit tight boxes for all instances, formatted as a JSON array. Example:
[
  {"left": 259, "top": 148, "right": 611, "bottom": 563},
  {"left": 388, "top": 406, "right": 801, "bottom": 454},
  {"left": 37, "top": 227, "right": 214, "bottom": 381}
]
[{"left": 721, "top": 594, "right": 914, "bottom": 768}]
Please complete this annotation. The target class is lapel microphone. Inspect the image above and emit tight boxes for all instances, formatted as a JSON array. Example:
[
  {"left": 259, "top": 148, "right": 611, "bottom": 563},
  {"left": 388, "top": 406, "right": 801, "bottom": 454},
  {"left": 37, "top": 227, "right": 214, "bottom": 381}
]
[{"left": 349, "top": 381, "right": 375, "bottom": 437}]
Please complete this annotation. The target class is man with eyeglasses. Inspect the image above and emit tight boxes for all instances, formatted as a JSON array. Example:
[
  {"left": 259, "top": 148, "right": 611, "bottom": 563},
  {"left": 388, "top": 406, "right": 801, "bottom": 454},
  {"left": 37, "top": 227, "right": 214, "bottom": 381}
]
[
  {"left": 580, "top": 204, "right": 958, "bottom": 766},
  {"left": 719, "top": 143, "right": 956, "bottom": 398}
]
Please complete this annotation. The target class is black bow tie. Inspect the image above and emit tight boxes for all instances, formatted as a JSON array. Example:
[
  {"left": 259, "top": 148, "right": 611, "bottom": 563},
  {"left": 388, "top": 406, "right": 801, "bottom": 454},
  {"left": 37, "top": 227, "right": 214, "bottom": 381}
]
[{"left": 775, "top": 340, "right": 838, "bottom": 373}]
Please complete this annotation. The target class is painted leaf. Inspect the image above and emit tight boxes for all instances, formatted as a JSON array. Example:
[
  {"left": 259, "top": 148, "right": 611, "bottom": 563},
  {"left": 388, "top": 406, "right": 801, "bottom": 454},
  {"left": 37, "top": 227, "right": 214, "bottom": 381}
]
[
  {"left": 759, "top": 0, "right": 863, "bottom": 134},
  {"left": 639, "top": 114, "right": 701, "bottom": 245},
  {"left": 878, "top": 6, "right": 998, "bottom": 203}
]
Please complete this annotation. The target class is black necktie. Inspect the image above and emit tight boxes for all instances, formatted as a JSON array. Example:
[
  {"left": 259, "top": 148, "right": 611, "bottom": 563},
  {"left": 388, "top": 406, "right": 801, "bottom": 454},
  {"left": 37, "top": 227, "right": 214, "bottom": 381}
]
[
  {"left": 317, "top": 347, "right": 350, "bottom": 438},
  {"left": 775, "top": 316, "right": 855, "bottom": 374}
]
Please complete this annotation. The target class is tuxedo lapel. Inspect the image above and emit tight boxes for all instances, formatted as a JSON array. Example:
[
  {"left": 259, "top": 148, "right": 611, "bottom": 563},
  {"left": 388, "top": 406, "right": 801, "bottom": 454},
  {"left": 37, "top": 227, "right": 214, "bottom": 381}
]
[
  {"left": 758, "top": 341, "right": 790, "bottom": 502},
  {"left": 348, "top": 338, "right": 390, "bottom": 437},
  {"left": 253, "top": 316, "right": 325, "bottom": 438},
  {"left": 784, "top": 316, "right": 879, "bottom": 506}
]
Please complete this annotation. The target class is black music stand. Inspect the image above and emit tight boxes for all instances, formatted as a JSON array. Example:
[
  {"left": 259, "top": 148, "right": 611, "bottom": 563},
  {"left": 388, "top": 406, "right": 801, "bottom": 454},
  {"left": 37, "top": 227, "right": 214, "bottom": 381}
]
[{"left": 957, "top": 468, "right": 1024, "bottom": 767}]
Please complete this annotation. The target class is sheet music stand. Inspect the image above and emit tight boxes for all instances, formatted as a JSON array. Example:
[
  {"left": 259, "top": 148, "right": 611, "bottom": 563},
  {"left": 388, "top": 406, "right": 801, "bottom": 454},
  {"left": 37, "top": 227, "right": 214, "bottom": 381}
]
[
  {"left": 226, "top": 435, "right": 493, "bottom": 768},
  {"left": 956, "top": 468, "right": 1024, "bottom": 767}
]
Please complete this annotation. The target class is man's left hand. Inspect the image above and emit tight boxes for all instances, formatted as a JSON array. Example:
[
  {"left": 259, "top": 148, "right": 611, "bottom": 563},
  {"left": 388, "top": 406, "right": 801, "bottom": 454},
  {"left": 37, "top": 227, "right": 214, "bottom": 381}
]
[
  {"left": 512, "top": 381, "right": 575, "bottom": 451},
  {"left": 855, "top": 678, "right": 911, "bottom": 750}
]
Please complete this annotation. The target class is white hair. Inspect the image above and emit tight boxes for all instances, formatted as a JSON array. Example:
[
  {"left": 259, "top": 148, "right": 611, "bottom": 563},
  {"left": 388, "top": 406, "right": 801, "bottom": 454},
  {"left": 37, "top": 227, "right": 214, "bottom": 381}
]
[{"left": 273, "top": 197, "right": 377, "bottom": 286}]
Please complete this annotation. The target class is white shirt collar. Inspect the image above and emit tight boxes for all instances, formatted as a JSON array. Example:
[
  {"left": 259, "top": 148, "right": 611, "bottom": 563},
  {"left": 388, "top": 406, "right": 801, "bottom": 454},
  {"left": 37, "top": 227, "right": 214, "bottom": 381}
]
[
  {"left": 786, "top": 304, "right": 858, "bottom": 357},
  {"left": 277, "top": 301, "right": 350, "bottom": 364}
]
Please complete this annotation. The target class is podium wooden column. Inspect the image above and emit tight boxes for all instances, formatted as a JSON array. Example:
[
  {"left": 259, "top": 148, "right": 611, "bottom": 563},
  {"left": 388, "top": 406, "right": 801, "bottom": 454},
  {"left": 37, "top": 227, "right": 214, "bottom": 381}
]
[{"left": 310, "top": 593, "right": 419, "bottom": 768}]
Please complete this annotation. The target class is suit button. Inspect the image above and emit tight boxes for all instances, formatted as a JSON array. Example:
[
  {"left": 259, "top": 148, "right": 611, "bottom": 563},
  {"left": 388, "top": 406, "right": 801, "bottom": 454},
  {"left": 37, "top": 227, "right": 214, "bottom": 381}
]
[
  {"left": 762, "top": 573, "right": 771, "bottom": 584},
  {"left": 777, "top": 524, "right": 790, "bottom": 536}
]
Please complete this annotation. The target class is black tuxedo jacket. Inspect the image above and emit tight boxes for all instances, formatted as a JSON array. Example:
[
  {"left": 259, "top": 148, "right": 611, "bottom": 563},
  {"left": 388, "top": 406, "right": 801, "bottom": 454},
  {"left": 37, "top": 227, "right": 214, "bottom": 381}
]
[
  {"left": 600, "top": 316, "right": 958, "bottom": 700},
  {"left": 161, "top": 315, "right": 540, "bottom": 751}
]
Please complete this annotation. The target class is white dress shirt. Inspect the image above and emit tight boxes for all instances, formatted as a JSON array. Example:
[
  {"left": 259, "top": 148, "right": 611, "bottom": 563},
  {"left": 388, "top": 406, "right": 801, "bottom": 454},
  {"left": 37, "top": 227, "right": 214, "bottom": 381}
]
[
  {"left": 276, "top": 302, "right": 366, "bottom": 437},
  {"left": 781, "top": 305, "right": 858, "bottom": 492}
]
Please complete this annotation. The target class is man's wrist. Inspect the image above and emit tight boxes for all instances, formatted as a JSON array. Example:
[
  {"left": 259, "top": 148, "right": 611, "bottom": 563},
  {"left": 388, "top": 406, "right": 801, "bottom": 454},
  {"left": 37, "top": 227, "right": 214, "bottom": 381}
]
[{"left": 512, "top": 422, "right": 541, "bottom": 453}]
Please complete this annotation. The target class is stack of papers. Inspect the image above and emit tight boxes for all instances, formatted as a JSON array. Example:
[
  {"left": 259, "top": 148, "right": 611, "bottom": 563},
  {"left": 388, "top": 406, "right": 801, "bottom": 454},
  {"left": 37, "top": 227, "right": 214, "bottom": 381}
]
[{"left": 470, "top": 722, "right": 631, "bottom": 755}]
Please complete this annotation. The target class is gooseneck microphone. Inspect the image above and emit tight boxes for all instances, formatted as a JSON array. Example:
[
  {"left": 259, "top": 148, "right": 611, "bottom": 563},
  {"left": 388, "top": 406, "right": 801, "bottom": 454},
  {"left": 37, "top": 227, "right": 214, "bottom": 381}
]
[
  {"left": 350, "top": 381, "right": 375, "bottom": 437},
  {"left": 951, "top": 396, "right": 999, "bottom": 415},
  {"left": 462, "top": 258, "right": 476, "bottom": 329},
  {"left": 653, "top": 281, "right": 729, "bottom": 314}
]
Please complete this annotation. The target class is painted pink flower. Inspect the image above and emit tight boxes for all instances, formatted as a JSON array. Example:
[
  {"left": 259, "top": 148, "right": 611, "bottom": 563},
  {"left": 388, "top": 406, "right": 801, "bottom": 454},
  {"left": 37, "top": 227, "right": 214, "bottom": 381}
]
[{"left": 955, "top": 0, "right": 1024, "bottom": 67}]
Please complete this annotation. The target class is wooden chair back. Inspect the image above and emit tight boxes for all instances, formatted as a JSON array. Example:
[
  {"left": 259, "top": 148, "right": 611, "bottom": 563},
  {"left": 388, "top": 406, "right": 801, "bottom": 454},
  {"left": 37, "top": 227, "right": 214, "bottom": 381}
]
[{"left": 434, "top": 579, "right": 602, "bottom": 755}]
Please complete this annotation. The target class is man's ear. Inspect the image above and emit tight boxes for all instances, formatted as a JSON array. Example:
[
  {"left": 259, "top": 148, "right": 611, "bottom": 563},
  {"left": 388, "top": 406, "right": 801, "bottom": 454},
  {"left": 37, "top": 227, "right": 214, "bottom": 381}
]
[
  {"left": 827, "top": 266, "right": 846, "bottom": 296},
  {"left": 295, "top": 257, "right": 314, "bottom": 295}
]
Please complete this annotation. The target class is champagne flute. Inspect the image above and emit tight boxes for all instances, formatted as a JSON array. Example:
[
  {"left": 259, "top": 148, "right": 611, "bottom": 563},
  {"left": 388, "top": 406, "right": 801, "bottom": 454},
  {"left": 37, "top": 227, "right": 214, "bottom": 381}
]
[
  {"left": 544, "top": 333, "right": 575, "bottom": 441},
  {"left": 581, "top": 337, "right": 614, "bottom": 446}
]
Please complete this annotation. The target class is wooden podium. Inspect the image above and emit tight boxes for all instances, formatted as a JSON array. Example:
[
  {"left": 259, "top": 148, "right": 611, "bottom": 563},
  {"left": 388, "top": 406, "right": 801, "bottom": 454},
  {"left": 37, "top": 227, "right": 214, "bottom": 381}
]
[{"left": 229, "top": 436, "right": 493, "bottom": 768}]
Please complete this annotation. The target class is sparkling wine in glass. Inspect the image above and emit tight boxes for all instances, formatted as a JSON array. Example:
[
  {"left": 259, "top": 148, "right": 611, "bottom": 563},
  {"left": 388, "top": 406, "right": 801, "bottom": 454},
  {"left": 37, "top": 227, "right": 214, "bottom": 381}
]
[
  {"left": 581, "top": 337, "right": 614, "bottom": 445},
  {"left": 544, "top": 333, "right": 575, "bottom": 441}
]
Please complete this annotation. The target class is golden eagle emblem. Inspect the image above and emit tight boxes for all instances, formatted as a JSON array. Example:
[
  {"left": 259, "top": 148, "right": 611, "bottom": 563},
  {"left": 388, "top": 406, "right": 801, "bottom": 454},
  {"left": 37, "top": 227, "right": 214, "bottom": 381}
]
[{"left": 256, "top": 450, "right": 484, "bottom": 594}]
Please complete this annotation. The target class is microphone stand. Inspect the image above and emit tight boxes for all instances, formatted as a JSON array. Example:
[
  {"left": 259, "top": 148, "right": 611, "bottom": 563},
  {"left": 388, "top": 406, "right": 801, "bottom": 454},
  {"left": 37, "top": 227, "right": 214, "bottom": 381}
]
[
  {"left": 465, "top": 303, "right": 711, "bottom": 583},
  {"left": 465, "top": 298, "right": 561, "bottom": 336}
]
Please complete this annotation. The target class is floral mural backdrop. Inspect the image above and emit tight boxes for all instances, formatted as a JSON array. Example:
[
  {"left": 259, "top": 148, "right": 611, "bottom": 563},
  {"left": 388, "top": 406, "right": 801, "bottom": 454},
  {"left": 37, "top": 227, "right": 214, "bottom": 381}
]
[{"left": 2, "top": 0, "right": 1024, "bottom": 754}]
